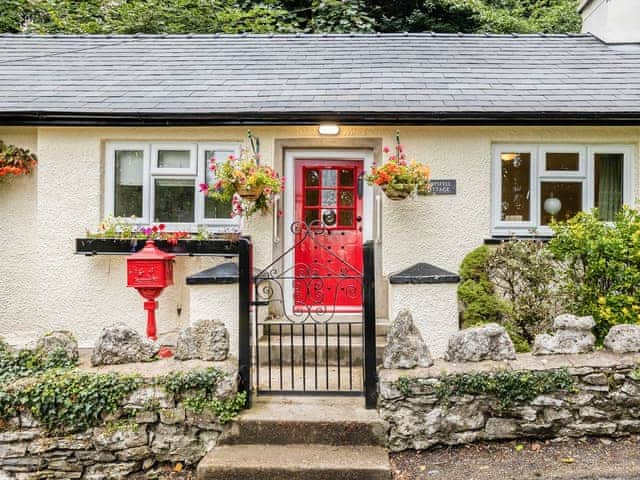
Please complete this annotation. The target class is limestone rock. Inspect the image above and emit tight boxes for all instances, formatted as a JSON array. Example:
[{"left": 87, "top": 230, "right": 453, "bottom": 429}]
[
  {"left": 175, "top": 319, "right": 229, "bottom": 361},
  {"left": 533, "top": 330, "right": 595, "bottom": 355},
  {"left": 444, "top": 323, "right": 516, "bottom": 362},
  {"left": 554, "top": 314, "right": 595, "bottom": 331},
  {"left": 382, "top": 310, "right": 433, "bottom": 369},
  {"left": 604, "top": 324, "right": 640, "bottom": 353},
  {"left": 93, "top": 426, "right": 147, "bottom": 451},
  {"left": 91, "top": 324, "right": 159, "bottom": 366},
  {"left": 533, "top": 314, "right": 595, "bottom": 355},
  {"left": 36, "top": 331, "right": 79, "bottom": 362}
]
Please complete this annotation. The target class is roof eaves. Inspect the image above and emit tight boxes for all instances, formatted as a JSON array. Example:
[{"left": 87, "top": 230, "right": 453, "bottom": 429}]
[{"left": 1, "top": 110, "right": 640, "bottom": 127}]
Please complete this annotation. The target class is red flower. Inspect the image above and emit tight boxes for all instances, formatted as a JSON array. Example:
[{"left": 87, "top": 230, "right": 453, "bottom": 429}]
[{"left": 158, "top": 224, "right": 166, "bottom": 231}]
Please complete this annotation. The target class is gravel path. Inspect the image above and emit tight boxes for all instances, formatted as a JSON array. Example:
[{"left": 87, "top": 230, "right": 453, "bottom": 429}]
[{"left": 390, "top": 436, "right": 640, "bottom": 480}]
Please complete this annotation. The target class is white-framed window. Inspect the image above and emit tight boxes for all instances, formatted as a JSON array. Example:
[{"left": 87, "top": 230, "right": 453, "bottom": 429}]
[
  {"left": 105, "top": 141, "right": 241, "bottom": 230},
  {"left": 492, "top": 143, "right": 635, "bottom": 236}
]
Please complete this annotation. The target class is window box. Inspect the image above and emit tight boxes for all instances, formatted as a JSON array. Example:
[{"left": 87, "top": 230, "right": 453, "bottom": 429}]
[{"left": 75, "top": 237, "right": 241, "bottom": 256}]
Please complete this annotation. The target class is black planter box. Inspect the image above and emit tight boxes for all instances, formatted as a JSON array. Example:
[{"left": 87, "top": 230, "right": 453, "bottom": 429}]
[{"left": 75, "top": 237, "right": 241, "bottom": 256}]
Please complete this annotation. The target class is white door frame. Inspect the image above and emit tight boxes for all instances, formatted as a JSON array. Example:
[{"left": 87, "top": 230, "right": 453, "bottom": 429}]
[{"left": 282, "top": 148, "right": 375, "bottom": 317}]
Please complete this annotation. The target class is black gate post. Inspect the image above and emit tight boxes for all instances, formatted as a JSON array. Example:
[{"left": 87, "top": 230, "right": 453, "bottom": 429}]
[
  {"left": 363, "top": 241, "right": 377, "bottom": 409},
  {"left": 238, "top": 236, "right": 252, "bottom": 408}
]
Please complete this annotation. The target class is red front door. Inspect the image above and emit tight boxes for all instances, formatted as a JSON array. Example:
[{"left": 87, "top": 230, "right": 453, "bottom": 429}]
[{"left": 294, "top": 159, "right": 364, "bottom": 313}]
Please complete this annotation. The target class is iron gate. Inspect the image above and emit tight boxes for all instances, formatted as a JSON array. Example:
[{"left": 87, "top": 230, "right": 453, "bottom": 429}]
[{"left": 247, "top": 220, "right": 377, "bottom": 406}]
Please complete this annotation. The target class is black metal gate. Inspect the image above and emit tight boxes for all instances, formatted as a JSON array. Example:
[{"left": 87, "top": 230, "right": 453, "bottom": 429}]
[{"left": 245, "top": 220, "right": 377, "bottom": 407}]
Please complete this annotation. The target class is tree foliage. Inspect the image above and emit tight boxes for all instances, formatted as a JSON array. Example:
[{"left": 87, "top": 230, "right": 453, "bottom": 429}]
[{"left": 2, "top": 0, "right": 582, "bottom": 35}]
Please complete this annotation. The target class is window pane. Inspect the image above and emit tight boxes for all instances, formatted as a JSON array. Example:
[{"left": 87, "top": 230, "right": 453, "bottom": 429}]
[
  {"left": 154, "top": 178, "right": 195, "bottom": 223},
  {"left": 305, "top": 169, "right": 319, "bottom": 186},
  {"left": 321, "top": 189, "right": 337, "bottom": 207},
  {"left": 501, "top": 152, "right": 531, "bottom": 222},
  {"left": 305, "top": 190, "right": 319, "bottom": 206},
  {"left": 322, "top": 169, "right": 337, "bottom": 187},
  {"left": 114, "top": 150, "right": 143, "bottom": 217},
  {"left": 338, "top": 210, "right": 354, "bottom": 227},
  {"left": 540, "top": 182, "right": 582, "bottom": 225},
  {"left": 595, "top": 153, "right": 624, "bottom": 222},
  {"left": 339, "top": 169, "right": 354, "bottom": 186},
  {"left": 546, "top": 152, "right": 579, "bottom": 171},
  {"left": 339, "top": 190, "right": 354, "bottom": 207},
  {"left": 204, "top": 150, "right": 233, "bottom": 219},
  {"left": 157, "top": 150, "right": 191, "bottom": 169}
]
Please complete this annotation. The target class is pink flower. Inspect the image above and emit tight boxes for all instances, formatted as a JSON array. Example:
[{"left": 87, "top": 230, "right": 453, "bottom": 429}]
[
  {"left": 198, "top": 183, "right": 209, "bottom": 193},
  {"left": 208, "top": 156, "right": 216, "bottom": 163},
  {"left": 214, "top": 180, "right": 222, "bottom": 190},
  {"left": 264, "top": 187, "right": 272, "bottom": 195},
  {"left": 397, "top": 144, "right": 404, "bottom": 153},
  {"left": 399, "top": 159, "right": 407, "bottom": 166},
  {"left": 209, "top": 164, "right": 216, "bottom": 171},
  {"left": 277, "top": 210, "right": 283, "bottom": 218},
  {"left": 228, "top": 154, "right": 236, "bottom": 161},
  {"left": 383, "top": 146, "right": 390, "bottom": 154}
]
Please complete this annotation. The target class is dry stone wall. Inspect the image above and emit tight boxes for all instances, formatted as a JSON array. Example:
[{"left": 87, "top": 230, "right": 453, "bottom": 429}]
[
  {"left": 380, "top": 352, "right": 640, "bottom": 452},
  {"left": 0, "top": 364, "right": 238, "bottom": 479}
]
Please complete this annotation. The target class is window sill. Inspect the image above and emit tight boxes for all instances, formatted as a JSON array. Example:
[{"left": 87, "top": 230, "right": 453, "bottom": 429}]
[
  {"left": 74, "top": 237, "right": 242, "bottom": 256},
  {"left": 484, "top": 235, "right": 553, "bottom": 245}
]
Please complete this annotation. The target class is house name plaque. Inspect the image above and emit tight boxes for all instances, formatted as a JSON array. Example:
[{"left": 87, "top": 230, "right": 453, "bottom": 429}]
[{"left": 425, "top": 179, "right": 456, "bottom": 195}]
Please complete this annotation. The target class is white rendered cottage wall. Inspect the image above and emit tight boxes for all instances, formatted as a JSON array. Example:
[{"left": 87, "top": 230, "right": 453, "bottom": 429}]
[
  {"left": 388, "top": 283, "right": 459, "bottom": 358},
  {"left": 0, "top": 125, "right": 639, "bottom": 348}
]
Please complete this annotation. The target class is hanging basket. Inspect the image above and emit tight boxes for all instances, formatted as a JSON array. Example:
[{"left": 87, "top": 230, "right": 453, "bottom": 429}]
[
  {"left": 236, "top": 185, "right": 264, "bottom": 202},
  {"left": 381, "top": 183, "right": 415, "bottom": 201}
]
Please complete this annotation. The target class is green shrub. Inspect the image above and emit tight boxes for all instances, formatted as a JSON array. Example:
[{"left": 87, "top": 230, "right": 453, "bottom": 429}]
[
  {"left": 459, "top": 245, "right": 491, "bottom": 282},
  {"left": 549, "top": 207, "right": 640, "bottom": 343},
  {"left": 457, "top": 241, "right": 563, "bottom": 352},
  {"left": 0, "top": 338, "right": 77, "bottom": 384},
  {"left": 486, "top": 240, "right": 563, "bottom": 347}
]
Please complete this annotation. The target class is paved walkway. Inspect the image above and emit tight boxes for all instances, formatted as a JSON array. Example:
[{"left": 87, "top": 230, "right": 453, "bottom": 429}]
[{"left": 390, "top": 436, "right": 640, "bottom": 480}]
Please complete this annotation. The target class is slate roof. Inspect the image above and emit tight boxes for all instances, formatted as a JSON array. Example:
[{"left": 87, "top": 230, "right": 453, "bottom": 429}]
[{"left": 0, "top": 33, "right": 639, "bottom": 124}]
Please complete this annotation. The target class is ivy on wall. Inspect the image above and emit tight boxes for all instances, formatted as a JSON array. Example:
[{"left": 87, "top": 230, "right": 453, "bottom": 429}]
[
  {"left": 0, "top": 350, "right": 245, "bottom": 434},
  {"left": 396, "top": 369, "right": 574, "bottom": 410}
]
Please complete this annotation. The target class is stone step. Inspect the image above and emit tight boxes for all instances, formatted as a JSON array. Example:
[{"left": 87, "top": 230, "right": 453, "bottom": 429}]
[
  {"left": 262, "top": 318, "right": 390, "bottom": 337},
  {"left": 220, "top": 397, "right": 385, "bottom": 446},
  {"left": 197, "top": 444, "right": 391, "bottom": 480},
  {"left": 256, "top": 334, "right": 386, "bottom": 366}
]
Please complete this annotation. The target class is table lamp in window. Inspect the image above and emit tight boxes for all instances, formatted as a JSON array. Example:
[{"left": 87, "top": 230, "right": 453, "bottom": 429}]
[{"left": 544, "top": 193, "right": 562, "bottom": 221}]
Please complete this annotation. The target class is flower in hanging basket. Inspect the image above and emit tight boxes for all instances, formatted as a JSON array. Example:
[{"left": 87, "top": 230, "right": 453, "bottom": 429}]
[
  {"left": 204, "top": 138, "right": 283, "bottom": 217},
  {"left": 365, "top": 131, "right": 430, "bottom": 200},
  {"left": 0, "top": 140, "right": 37, "bottom": 179}
]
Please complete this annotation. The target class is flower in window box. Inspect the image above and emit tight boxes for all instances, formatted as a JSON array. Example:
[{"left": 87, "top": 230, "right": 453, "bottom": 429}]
[{"left": 366, "top": 131, "right": 430, "bottom": 200}]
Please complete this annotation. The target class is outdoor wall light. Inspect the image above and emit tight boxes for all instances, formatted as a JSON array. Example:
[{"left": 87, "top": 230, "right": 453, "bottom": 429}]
[{"left": 318, "top": 124, "right": 340, "bottom": 135}]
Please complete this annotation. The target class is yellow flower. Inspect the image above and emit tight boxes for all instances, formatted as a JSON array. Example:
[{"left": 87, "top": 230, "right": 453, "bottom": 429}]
[{"left": 598, "top": 296, "right": 606, "bottom": 305}]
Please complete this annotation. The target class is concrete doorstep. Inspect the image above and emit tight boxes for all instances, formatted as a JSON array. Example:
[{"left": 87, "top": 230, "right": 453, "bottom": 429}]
[{"left": 196, "top": 396, "right": 391, "bottom": 480}]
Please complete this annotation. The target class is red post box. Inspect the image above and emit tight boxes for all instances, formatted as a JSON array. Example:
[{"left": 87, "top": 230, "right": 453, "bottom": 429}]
[{"left": 126, "top": 240, "right": 175, "bottom": 340}]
